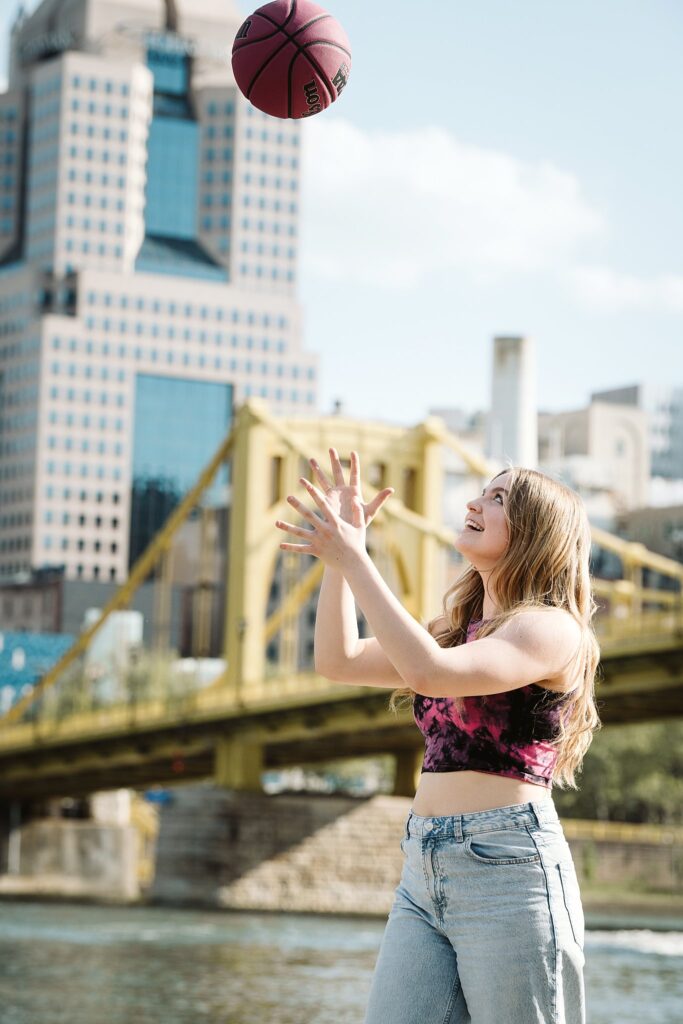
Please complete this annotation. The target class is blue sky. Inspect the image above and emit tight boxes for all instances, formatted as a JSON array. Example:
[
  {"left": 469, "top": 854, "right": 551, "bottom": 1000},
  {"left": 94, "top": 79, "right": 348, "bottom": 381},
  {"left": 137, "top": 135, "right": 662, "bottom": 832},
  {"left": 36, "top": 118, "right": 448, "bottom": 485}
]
[{"left": 2, "top": 1, "right": 681, "bottom": 426}]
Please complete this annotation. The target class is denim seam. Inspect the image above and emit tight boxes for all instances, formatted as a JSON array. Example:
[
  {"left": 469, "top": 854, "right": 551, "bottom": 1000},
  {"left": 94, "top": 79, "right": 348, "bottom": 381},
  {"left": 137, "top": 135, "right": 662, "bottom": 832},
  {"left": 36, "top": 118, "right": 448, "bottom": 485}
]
[
  {"left": 441, "top": 970, "right": 463, "bottom": 1024},
  {"left": 557, "top": 863, "right": 582, "bottom": 950},
  {"left": 529, "top": 830, "right": 559, "bottom": 1024},
  {"left": 432, "top": 844, "right": 447, "bottom": 926}
]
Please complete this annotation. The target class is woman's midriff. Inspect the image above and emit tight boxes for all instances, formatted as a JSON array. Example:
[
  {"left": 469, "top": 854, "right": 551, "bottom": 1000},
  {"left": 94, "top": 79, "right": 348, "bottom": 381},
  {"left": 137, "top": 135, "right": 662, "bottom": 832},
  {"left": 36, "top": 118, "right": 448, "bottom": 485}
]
[{"left": 411, "top": 769, "right": 553, "bottom": 815}]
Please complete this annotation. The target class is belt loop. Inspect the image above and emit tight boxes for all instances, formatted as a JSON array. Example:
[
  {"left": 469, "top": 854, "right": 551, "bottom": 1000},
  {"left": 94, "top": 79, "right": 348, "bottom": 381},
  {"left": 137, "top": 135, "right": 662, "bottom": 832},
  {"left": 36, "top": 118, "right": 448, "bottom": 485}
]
[
  {"left": 530, "top": 800, "right": 552, "bottom": 829},
  {"left": 404, "top": 811, "right": 412, "bottom": 841}
]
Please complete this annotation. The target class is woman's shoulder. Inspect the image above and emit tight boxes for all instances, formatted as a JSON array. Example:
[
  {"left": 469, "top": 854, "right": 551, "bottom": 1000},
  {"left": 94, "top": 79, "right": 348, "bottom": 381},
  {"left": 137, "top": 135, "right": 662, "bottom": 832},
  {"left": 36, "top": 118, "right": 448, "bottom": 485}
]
[
  {"left": 502, "top": 606, "right": 582, "bottom": 641},
  {"left": 509, "top": 602, "right": 581, "bottom": 626}
]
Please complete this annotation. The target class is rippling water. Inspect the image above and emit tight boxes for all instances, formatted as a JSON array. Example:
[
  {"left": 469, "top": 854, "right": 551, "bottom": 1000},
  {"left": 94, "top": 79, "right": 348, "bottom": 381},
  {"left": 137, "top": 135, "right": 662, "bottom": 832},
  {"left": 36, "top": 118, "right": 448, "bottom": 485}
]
[{"left": 0, "top": 900, "right": 681, "bottom": 1024}]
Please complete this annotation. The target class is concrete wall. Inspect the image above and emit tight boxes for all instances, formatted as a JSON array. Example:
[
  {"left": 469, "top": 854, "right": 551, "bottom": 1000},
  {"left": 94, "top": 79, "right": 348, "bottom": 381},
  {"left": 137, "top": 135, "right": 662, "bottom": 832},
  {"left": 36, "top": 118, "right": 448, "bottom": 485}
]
[
  {"left": 1, "top": 788, "right": 680, "bottom": 913},
  {"left": 149, "top": 785, "right": 683, "bottom": 916},
  {"left": 0, "top": 819, "right": 139, "bottom": 902}
]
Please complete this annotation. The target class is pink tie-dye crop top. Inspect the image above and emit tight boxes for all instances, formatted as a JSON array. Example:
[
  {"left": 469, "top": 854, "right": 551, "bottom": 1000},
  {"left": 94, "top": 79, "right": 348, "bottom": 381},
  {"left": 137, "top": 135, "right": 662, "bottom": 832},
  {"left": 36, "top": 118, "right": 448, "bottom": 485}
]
[{"left": 412, "top": 619, "right": 571, "bottom": 788}]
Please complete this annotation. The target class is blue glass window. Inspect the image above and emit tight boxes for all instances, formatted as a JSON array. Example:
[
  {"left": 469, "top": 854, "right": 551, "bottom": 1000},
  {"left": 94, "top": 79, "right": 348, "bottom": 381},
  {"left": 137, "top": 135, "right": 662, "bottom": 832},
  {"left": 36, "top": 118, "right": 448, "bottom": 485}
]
[
  {"left": 147, "top": 47, "right": 190, "bottom": 96},
  {"left": 129, "top": 374, "right": 233, "bottom": 566},
  {"left": 144, "top": 116, "right": 198, "bottom": 239}
]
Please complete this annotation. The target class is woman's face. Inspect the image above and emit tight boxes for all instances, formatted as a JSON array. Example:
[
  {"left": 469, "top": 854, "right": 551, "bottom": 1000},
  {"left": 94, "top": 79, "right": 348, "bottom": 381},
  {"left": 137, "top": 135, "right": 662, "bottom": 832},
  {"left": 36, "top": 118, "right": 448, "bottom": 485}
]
[{"left": 454, "top": 472, "right": 512, "bottom": 570}]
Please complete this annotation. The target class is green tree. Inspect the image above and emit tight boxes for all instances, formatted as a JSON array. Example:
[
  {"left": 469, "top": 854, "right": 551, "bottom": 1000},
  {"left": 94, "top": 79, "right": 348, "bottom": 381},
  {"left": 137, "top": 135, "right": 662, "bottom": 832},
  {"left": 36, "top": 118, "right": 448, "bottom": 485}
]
[{"left": 555, "top": 720, "right": 683, "bottom": 825}]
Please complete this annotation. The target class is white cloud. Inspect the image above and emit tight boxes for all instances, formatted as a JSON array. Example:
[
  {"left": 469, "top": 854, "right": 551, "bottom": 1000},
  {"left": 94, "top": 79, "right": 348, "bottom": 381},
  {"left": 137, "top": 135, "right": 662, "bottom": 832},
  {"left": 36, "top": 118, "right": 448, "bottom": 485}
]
[
  {"left": 300, "top": 119, "right": 606, "bottom": 289},
  {"left": 565, "top": 265, "right": 683, "bottom": 313}
]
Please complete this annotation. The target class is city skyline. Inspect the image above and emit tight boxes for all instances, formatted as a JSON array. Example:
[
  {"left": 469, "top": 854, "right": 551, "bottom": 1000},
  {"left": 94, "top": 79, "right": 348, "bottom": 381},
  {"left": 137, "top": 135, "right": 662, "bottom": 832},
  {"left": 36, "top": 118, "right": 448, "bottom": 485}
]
[{"left": 1, "top": 0, "right": 682, "bottom": 431}]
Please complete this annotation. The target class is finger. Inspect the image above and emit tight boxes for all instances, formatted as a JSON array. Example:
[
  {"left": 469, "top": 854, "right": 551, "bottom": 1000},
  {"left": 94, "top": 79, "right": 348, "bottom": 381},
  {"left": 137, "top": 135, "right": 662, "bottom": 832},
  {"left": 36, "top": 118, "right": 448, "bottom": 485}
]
[
  {"left": 366, "top": 488, "right": 394, "bottom": 520},
  {"left": 309, "top": 457, "right": 334, "bottom": 494},
  {"left": 349, "top": 450, "right": 360, "bottom": 489},
  {"left": 275, "top": 519, "right": 315, "bottom": 539},
  {"left": 329, "top": 447, "right": 345, "bottom": 487},
  {"left": 286, "top": 494, "right": 322, "bottom": 525},
  {"left": 279, "top": 542, "right": 316, "bottom": 554},
  {"left": 299, "top": 477, "right": 330, "bottom": 517}
]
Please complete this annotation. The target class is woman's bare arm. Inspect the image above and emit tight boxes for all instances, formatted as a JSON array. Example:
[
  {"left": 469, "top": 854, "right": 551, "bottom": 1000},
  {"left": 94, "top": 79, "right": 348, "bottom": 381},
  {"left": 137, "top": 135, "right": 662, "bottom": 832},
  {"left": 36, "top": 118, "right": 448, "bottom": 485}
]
[{"left": 314, "top": 567, "right": 444, "bottom": 688}]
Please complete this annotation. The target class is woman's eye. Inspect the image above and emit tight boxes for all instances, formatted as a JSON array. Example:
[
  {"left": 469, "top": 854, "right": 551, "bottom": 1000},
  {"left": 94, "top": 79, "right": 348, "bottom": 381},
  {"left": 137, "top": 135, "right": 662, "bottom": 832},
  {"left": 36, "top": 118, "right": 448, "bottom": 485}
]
[{"left": 494, "top": 494, "right": 504, "bottom": 504}]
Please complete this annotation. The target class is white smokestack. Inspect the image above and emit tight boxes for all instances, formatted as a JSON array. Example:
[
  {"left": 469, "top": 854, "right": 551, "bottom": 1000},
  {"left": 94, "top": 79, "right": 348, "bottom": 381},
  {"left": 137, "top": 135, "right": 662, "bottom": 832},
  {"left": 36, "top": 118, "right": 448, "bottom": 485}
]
[{"left": 486, "top": 335, "right": 538, "bottom": 468}]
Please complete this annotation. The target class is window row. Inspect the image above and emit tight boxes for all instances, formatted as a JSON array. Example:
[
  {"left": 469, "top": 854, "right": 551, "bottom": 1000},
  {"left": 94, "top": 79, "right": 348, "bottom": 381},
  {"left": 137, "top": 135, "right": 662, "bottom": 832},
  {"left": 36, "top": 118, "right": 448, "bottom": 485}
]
[
  {"left": 72, "top": 566, "right": 119, "bottom": 581},
  {"left": 239, "top": 264, "right": 295, "bottom": 282},
  {"left": 44, "top": 488, "right": 121, "bottom": 505},
  {"left": 239, "top": 242, "right": 296, "bottom": 259},
  {"left": 70, "top": 122, "right": 128, "bottom": 143},
  {"left": 204, "top": 101, "right": 235, "bottom": 118},
  {"left": 243, "top": 151, "right": 298, "bottom": 170},
  {"left": 46, "top": 437, "right": 124, "bottom": 456},
  {"left": 68, "top": 146, "right": 128, "bottom": 166},
  {"left": 80, "top": 301, "right": 289, "bottom": 329},
  {"left": 47, "top": 412, "right": 124, "bottom": 432},
  {"left": 243, "top": 386, "right": 315, "bottom": 405},
  {"left": 48, "top": 387, "right": 126, "bottom": 406},
  {"left": 65, "top": 241, "right": 123, "bottom": 257},
  {"left": 241, "top": 173, "right": 297, "bottom": 191},
  {"left": 0, "top": 511, "right": 32, "bottom": 528},
  {"left": 65, "top": 193, "right": 124, "bottom": 211},
  {"left": 44, "top": 462, "right": 123, "bottom": 481},
  {"left": 243, "top": 126, "right": 298, "bottom": 147},
  {"left": 44, "top": 511, "right": 119, "bottom": 528},
  {"left": 203, "top": 125, "right": 234, "bottom": 140},
  {"left": 65, "top": 217, "right": 125, "bottom": 233},
  {"left": 43, "top": 537, "right": 119, "bottom": 554},
  {"left": 0, "top": 537, "right": 30, "bottom": 553},
  {"left": 0, "top": 486, "right": 33, "bottom": 505},
  {"left": 71, "top": 76, "right": 130, "bottom": 96},
  {"left": 65, "top": 175, "right": 127, "bottom": 192},
  {"left": 50, "top": 364, "right": 126, "bottom": 381},
  {"left": 0, "top": 462, "right": 34, "bottom": 480},
  {"left": 51, "top": 334, "right": 290, "bottom": 355}
]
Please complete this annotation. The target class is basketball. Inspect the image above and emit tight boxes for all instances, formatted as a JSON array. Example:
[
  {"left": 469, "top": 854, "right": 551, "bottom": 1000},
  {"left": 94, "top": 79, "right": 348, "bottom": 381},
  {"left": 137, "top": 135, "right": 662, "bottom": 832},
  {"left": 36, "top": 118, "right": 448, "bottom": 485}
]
[{"left": 231, "top": 0, "right": 352, "bottom": 119}]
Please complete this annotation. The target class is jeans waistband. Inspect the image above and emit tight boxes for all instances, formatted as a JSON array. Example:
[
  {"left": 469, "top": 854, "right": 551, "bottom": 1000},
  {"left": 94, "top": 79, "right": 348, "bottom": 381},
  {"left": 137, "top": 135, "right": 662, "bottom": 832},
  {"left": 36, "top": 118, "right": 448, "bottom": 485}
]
[{"left": 405, "top": 798, "right": 560, "bottom": 840}]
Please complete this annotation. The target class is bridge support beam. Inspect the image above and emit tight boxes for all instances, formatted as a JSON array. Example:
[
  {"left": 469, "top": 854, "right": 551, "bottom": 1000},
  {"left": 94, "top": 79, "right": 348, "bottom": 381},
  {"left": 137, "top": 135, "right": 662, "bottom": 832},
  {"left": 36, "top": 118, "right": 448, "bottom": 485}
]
[
  {"left": 214, "top": 738, "right": 264, "bottom": 791},
  {"left": 393, "top": 748, "right": 423, "bottom": 797}
]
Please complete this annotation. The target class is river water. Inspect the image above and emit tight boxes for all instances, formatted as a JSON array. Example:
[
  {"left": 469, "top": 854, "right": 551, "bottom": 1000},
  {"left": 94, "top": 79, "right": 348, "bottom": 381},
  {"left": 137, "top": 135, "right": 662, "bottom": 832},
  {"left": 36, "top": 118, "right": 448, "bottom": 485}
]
[{"left": 0, "top": 900, "right": 681, "bottom": 1023}]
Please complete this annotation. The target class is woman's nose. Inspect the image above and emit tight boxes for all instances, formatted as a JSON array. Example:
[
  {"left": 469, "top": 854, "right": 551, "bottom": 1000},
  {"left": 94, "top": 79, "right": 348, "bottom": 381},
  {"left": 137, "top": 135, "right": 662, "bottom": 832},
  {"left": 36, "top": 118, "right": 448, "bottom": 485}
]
[{"left": 466, "top": 498, "right": 481, "bottom": 513}]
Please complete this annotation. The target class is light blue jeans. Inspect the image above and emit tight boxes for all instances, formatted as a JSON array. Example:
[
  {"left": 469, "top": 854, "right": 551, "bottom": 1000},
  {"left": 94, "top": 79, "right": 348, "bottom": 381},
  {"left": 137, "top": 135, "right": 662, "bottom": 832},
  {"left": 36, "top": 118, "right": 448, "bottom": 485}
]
[{"left": 363, "top": 798, "right": 585, "bottom": 1024}]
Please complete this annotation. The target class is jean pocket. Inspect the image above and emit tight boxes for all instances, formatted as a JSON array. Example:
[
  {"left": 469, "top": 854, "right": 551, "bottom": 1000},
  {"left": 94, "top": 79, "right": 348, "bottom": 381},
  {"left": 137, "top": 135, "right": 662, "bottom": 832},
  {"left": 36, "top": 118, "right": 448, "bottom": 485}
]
[
  {"left": 464, "top": 825, "right": 541, "bottom": 865},
  {"left": 557, "top": 862, "right": 585, "bottom": 949}
]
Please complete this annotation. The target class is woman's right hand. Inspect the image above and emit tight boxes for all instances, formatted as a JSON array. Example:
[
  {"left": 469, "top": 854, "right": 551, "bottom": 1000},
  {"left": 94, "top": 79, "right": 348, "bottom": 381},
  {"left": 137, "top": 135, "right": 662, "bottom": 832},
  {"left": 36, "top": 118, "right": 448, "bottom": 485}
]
[{"left": 309, "top": 448, "right": 394, "bottom": 527}]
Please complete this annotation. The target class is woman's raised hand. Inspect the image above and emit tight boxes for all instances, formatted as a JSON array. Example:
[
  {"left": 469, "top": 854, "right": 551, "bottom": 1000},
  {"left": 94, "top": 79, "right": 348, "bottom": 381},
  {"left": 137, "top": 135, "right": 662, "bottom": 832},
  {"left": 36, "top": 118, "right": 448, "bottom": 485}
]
[
  {"left": 275, "top": 448, "right": 394, "bottom": 568},
  {"left": 310, "top": 449, "right": 394, "bottom": 526}
]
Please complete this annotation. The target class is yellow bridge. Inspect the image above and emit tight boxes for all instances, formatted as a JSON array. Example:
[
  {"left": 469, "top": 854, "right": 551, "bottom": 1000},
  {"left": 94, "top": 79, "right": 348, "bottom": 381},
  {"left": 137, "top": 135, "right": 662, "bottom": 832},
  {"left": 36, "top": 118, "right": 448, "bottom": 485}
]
[{"left": 1, "top": 400, "right": 682, "bottom": 800}]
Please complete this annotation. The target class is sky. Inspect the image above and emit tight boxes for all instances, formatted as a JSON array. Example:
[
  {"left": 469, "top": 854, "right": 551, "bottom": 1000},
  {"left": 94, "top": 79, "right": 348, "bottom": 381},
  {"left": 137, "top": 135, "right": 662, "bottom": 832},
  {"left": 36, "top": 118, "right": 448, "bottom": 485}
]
[{"left": 2, "top": 0, "right": 682, "bottom": 427}]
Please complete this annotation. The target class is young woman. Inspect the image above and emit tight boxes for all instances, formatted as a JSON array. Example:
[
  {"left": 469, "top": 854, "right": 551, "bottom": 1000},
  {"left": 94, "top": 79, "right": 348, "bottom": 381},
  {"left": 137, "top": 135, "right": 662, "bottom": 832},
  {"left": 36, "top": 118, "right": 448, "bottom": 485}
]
[{"left": 275, "top": 448, "right": 601, "bottom": 1024}]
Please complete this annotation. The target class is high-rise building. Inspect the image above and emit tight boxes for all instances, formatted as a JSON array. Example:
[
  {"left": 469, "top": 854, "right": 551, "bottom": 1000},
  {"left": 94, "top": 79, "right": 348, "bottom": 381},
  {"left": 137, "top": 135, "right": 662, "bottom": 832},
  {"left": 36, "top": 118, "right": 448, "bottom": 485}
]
[{"left": 0, "top": 0, "right": 319, "bottom": 584}]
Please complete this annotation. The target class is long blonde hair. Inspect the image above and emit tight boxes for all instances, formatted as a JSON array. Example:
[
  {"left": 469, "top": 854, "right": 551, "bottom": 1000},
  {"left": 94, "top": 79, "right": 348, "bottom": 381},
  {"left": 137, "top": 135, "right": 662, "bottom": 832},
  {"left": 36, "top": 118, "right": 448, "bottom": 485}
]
[{"left": 389, "top": 467, "right": 602, "bottom": 790}]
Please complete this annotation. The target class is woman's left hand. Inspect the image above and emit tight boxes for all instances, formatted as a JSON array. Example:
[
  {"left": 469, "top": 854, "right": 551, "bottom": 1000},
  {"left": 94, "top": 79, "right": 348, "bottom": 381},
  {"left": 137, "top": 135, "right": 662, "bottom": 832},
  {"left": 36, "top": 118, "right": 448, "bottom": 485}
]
[{"left": 276, "top": 475, "right": 368, "bottom": 571}]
